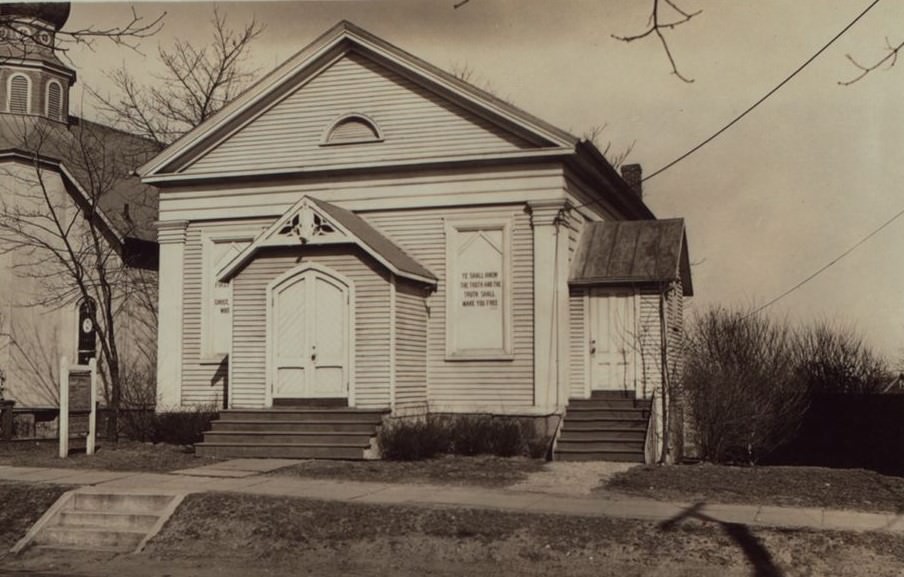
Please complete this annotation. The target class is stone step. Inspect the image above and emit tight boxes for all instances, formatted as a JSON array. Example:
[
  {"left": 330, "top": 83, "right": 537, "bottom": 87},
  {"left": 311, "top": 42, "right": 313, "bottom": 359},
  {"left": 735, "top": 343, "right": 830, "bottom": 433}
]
[
  {"left": 564, "top": 419, "right": 647, "bottom": 431},
  {"left": 195, "top": 442, "right": 368, "bottom": 460},
  {"left": 217, "top": 409, "right": 386, "bottom": 423},
  {"left": 56, "top": 511, "right": 159, "bottom": 531},
  {"left": 71, "top": 493, "right": 174, "bottom": 514},
  {"left": 34, "top": 527, "right": 146, "bottom": 552},
  {"left": 556, "top": 440, "right": 644, "bottom": 452},
  {"left": 210, "top": 420, "right": 379, "bottom": 433},
  {"left": 556, "top": 450, "right": 645, "bottom": 463},
  {"left": 558, "top": 429, "right": 646, "bottom": 442},
  {"left": 565, "top": 408, "right": 650, "bottom": 420},
  {"left": 202, "top": 431, "right": 373, "bottom": 445}
]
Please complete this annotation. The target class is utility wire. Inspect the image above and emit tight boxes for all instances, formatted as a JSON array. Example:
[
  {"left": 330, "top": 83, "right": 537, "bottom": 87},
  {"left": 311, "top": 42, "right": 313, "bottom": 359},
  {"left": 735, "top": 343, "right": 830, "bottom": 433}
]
[
  {"left": 642, "top": 0, "right": 882, "bottom": 183},
  {"left": 571, "top": 0, "right": 883, "bottom": 214},
  {"left": 746, "top": 204, "right": 904, "bottom": 317}
]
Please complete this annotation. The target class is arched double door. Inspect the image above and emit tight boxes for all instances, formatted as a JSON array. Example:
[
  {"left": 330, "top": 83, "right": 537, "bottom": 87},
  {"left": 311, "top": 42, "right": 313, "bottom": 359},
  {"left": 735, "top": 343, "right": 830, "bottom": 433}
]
[{"left": 268, "top": 264, "right": 351, "bottom": 403}]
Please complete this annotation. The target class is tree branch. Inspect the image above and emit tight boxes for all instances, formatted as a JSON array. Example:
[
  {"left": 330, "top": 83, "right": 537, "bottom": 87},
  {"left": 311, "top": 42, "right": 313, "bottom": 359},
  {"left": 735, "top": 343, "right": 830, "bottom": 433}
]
[
  {"left": 613, "top": 0, "right": 700, "bottom": 83},
  {"left": 839, "top": 36, "right": 904, "bottom": 85}
]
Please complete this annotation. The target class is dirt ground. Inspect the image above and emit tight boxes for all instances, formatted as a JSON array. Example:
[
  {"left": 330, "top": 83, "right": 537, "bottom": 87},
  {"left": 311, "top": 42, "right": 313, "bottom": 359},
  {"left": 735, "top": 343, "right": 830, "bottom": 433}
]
[{"left": 5, "top": 491, "right": 904, "bottom": 577}]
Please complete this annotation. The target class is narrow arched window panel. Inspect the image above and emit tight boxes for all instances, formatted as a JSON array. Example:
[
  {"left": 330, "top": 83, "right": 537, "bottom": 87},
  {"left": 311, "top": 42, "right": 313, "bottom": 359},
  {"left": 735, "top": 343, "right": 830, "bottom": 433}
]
[
  {"left": 322, "top": 114, "right": 382, "bottom": 145},
  {"left": 8, "top": 74, "right": 29, "bottom": 114},
  {"left": 46, "top": 81, "right": 62, "bottom": 121}
]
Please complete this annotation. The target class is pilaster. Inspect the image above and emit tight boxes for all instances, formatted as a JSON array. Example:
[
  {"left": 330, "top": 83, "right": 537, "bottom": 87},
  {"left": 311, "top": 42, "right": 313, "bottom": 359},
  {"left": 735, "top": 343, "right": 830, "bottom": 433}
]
[
  {"left": 528, "top": 199, "right": 570, "bottom": 412},
  {"left": 156, "top": 220, "right": 188, "bottom": 411}
]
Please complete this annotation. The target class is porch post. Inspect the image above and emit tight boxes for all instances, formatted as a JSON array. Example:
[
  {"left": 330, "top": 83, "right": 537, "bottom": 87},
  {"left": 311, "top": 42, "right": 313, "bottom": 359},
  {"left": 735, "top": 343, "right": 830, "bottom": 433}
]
[
  {"left": 529, "top": 199, "right": 569, "bottom": 412},
  {"left": 156, "top": 220, "right": 188, "bottom": 411}
]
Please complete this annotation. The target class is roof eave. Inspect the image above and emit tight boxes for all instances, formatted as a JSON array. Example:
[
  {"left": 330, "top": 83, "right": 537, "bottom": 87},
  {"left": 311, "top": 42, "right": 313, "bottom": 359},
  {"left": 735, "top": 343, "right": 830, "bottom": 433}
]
[{"left": 570, "top": 140, "right": 655, "bottom": 220}]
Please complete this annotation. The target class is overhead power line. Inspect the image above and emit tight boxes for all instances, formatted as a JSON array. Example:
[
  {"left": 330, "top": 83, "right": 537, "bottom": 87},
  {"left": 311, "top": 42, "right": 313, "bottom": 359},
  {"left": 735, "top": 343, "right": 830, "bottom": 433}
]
[
  {"left": 642, "top": 0, "right": 882, "bottom": 183},
  {"left": 747, "top": 204, "right": 904, "bottom": 317}
]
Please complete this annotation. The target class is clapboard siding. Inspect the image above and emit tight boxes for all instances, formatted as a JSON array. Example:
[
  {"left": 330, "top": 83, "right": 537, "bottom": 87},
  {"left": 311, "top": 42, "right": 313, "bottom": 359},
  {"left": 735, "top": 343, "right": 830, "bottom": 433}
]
[
  {"left": 181, "top": 219, "right": 270, "bottom": 407},
  {"left": 395, "top": 280, "right": 428, "bottom": 410},
  {"left": 184, "top": 52, "right": 532, "bottom": 176},
  {"left": 568, "top": 287, "right": 586, "bottom": 398},
  {"left": 566, "top": 212, "right": 586, "bottom": 399},
  {"left": 363, "top": 204, "right": 533, "bottom": 407},
  {"left": 230, "top": 246, "right": 391, "bottom": 409},
  {"left": 637, "top": 292, "right": 663, "bottom": 400}
]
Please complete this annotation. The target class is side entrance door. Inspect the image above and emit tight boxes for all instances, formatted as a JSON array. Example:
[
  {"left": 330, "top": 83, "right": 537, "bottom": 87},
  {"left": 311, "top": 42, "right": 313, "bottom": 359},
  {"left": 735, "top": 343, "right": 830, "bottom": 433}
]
[
  {"left": 588, "top": 288, "right": 636, "bottom": 392},
  {"left": 270, "top": 267, "right": 349, "bottom": 401}
]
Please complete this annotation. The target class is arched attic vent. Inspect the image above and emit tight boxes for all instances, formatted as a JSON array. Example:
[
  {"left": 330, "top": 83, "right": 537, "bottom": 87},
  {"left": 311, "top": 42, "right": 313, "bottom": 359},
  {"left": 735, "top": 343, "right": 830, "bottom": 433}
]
[{"left": 321, "top": 113, "right": 383, "bottom": 146}]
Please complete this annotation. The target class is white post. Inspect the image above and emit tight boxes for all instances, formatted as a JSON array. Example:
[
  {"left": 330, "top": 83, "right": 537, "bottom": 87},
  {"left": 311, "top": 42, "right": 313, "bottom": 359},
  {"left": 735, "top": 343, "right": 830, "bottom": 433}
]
[
  {"left": 58, "top": 356, "right": 69, "bottom": 458},
  {"left": 87, "top": 358, "right": 97, "bottom": 455}
]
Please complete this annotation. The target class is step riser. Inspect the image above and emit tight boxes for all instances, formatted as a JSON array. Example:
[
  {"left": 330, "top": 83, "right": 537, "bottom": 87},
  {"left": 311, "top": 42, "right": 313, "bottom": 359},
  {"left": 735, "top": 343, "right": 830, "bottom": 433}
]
[
  {"left": 556, "top": 441, "right": 644, "bottom": 452},
  {"left": 57, "top": 511, "right": 159, "bottom": 531},
  {"left": 569, "top": 400, "right": 649, "bottom": 409},
  {"left": 218, "top": 411, "right": 384, "bottom": 423},
  {"left": 567, "top": 410, "right": 649, "bottom": 420},
  {"left": 211, "top": 421, "right": 378, "bottom": 433},
  {"left": 559, "top": 431, "right": 646, "bottom": 442},
  {"left": 556, "top": 451, "right": 645, "bottom": 463},
  {"left": 203, "top": 432, "right": 373, "bottom": 445},
  {"left": 589, "top": 391, "right": 636, "bottom": 400},
  {"left": 35, "top": 528, "right": 144, "bottom": 551},
  {"left": 565, "top": 420, "right": 647, "bottom": 431},
  {"left": 71, "top": 494, "right": 173, "bottom": 514},
  {"left": 196, "top": 444, "right": 365, "bottom": 459}
]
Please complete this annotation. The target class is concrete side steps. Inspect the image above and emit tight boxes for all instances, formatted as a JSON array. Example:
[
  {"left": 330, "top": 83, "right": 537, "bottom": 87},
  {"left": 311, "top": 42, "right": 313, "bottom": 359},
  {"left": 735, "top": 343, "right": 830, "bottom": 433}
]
[
  {"left": 11, "top": 489, "right": 185, "bottom": 555},
  {"left": 197, "top": 407, "right": 387, "bottom": 459},
  {"left": 555, "top": 393, "right": 651, "bottom": 463}
]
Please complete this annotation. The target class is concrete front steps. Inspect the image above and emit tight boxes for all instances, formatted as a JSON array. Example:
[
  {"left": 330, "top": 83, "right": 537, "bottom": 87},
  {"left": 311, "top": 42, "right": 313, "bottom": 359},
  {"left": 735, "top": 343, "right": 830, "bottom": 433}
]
[
  {"left": 555, "top": 391, "right": 651, "bottom": 462},
  {"left": 195, "top": 406, "right": 388, "bottom": 459},
  {"left": 12, "top": 490, "right": 184, "bottom": 554}
]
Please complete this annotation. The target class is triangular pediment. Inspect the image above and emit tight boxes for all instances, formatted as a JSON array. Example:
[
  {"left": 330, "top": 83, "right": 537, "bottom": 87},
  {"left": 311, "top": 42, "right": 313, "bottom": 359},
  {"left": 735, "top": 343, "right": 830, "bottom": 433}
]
[
  {"left": 139, "top": 22, "right": 576, "bottom": 180},
  {"left": 219, "top": 195, "right": 436, "bottom": 285}
]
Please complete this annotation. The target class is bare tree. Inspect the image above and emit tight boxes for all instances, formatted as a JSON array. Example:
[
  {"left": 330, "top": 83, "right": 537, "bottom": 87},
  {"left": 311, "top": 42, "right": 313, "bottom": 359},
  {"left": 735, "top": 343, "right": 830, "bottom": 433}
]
[
  {"left": 0, "top": 117, "right": 158, "bottom": 440},
  {"left": 0, "top": 6, "right": 163, "bottom": 62},
  {"left": 92, "top": 8, "right": 264, "bottom": 148}
]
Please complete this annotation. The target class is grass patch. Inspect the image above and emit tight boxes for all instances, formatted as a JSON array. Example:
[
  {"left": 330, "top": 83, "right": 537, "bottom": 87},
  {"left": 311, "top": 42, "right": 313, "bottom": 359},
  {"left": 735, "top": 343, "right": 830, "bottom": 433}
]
[
  {"left": 0, "top": 440, "right": 222, "bottom": 472},
  {"left": 603, "top": 463, "right": 904, "bottom": 513},
  {"left": 0, "top": 482, "right": 69, "bottom": 550},
  {"left": 144, "top": 491, "right": 904, "bottom": 576},
  {"left": 270, "top": 454, "right": 545, "bottom": 488}
]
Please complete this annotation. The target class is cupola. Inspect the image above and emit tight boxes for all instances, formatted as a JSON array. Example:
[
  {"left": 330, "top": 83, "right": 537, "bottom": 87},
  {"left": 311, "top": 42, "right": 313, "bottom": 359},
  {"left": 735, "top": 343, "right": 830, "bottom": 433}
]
[{"left": 0, "top": 2, "right": 74, "bottom": 122}]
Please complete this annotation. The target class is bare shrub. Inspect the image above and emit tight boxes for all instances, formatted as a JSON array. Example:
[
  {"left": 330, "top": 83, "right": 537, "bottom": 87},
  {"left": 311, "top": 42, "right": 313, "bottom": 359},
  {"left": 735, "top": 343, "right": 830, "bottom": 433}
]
[
  {"left": 796, "top": 321, "right": 890, "bottom": 394},
  {"left": 683, "top": 307, "right": 809, "bottom": 464}
]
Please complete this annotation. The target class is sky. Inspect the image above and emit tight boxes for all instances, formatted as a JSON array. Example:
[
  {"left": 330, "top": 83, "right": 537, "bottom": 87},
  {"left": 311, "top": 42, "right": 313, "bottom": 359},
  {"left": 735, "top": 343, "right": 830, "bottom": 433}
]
[{"left": 62, "top": 0, "right": 904, "bottom": 359}]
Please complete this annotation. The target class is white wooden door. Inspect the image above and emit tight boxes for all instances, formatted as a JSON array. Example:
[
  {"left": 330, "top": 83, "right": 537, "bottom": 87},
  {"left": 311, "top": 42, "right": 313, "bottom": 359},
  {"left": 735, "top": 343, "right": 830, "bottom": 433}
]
[
  {"left": 589, "top": 289, "right": 636, "bottom": 391},
  {"left": 271, "top": 270, "right": 348, "bottom": 400}
]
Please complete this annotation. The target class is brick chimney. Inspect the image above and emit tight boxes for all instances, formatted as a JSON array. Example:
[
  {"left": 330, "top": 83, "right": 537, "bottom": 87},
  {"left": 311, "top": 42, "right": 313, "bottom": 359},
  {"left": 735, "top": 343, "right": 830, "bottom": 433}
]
[{"left": 620, "top": 164, "right": 643, "bottom": 199}]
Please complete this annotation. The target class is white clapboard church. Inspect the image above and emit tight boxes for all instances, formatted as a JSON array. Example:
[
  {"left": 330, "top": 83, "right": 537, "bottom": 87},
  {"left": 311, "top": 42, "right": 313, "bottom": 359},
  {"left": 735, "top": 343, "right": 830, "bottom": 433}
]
[{"left": 139, "top": 22, "right": 692, "bottom": 462}]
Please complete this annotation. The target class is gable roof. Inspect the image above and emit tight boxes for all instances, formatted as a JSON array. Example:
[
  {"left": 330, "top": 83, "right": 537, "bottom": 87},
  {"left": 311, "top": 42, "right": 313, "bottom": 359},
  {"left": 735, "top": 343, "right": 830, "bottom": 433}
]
[
  {"left": 218, "top": 194, "right": 436, "bottom": 285},
  {"left": 137, "top": 20, "right": 578, "bottom": 180},
  {"left": 569, "top": 219, "right": 693, "bottom": 296},
  {"left": 0, "top": 114, "right": 159, "bottom": 242}
]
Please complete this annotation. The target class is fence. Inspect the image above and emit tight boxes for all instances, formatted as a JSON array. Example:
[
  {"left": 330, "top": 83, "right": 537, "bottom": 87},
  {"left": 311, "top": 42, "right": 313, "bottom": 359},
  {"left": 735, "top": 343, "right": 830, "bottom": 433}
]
[{"left": 766, "top": 394, "right": 904, "bottom": 476}]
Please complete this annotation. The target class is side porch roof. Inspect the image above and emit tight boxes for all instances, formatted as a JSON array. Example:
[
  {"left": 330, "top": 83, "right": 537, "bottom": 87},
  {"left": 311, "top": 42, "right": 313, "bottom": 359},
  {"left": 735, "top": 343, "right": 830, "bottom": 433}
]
[{"left": 569, "top": 219, "right": 693, "bottom": 296}]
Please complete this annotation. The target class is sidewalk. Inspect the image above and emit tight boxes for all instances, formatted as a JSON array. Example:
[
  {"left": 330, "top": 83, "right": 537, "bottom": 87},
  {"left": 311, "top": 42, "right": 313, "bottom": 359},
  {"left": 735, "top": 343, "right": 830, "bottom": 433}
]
[{"left": 1, "top": 461, "right": 902, "bottom": 535}]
